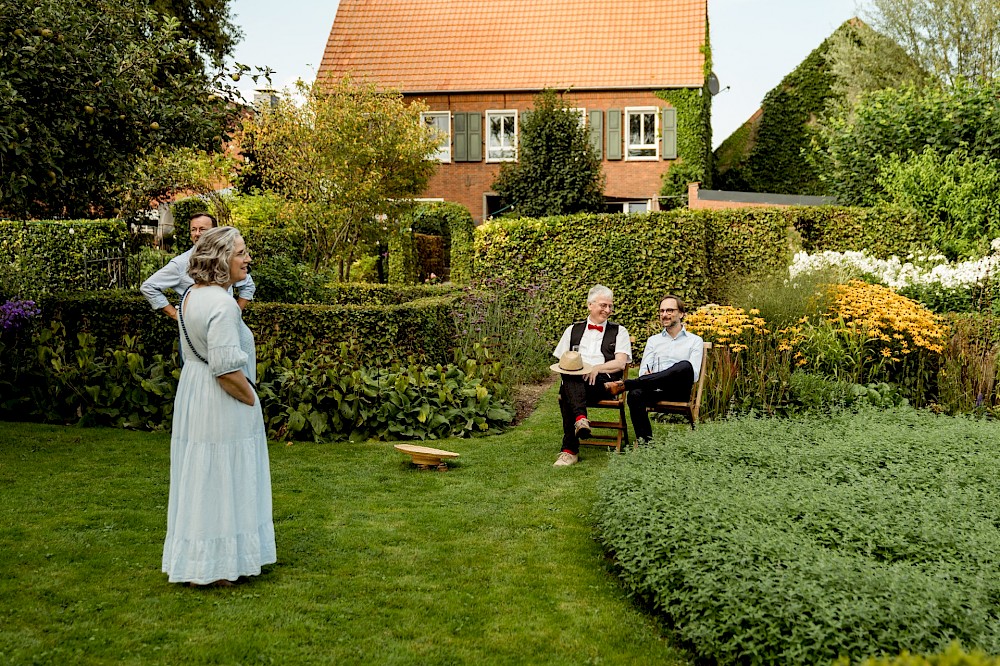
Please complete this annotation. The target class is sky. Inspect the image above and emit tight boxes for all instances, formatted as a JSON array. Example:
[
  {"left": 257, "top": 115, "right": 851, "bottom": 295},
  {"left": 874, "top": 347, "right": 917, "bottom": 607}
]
[{"left": 228, "top": 0, "right": 864, "bottom": 149}]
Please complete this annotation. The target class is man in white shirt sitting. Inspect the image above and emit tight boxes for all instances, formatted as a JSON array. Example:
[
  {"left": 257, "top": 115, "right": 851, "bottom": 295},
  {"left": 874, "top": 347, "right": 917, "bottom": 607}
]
[
  {"left": 605, "top": 294, "right": 703, "bottom": 443},
  {"left": 550, "top": 284, "right": 632, "bottom": 467},
  {"left": 140, "top": 212, "right": 256, "bottom": 321}
]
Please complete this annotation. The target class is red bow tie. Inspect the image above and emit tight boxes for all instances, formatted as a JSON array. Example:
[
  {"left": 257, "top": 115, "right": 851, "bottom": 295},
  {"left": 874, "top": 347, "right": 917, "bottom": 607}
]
[{"left": 588, "top": 324, "right": 603, "bottom": 332}]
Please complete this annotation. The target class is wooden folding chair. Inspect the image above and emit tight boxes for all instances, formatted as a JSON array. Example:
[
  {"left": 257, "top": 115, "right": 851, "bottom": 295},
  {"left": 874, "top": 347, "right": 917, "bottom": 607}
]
[
  {"left": 556, "top": 388, "right": 629, "bottom": 452},
  {"left": 645, "top": 341, "right": 712, "bottom": 429},
  {"left": 577, "top": 393, "right": 629, "bottom": 452}
]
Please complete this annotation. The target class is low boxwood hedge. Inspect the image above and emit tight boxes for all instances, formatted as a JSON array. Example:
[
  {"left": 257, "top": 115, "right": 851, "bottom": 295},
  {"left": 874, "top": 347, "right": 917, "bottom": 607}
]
[
  {"left": 596, "top": 409, "right": 1000, "bottom": 665},
  {"left": 37, "top": 289, "right": 459, "bottom": 367}
]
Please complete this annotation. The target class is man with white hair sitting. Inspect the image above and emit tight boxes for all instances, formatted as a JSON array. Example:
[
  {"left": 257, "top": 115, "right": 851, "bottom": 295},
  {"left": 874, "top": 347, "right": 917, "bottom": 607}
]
[{"left": 549, "top": 284, "right": 632, "bottom": 467}]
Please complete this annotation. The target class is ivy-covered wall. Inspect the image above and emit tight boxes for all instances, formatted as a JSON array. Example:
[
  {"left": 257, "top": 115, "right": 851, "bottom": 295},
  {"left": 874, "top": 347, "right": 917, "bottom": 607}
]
[
  {"left": 657, "top": 37, "right": 714, "bottom": 207},
  {"left": 713, "top": 22, "right": 849, "bottom": 195}
]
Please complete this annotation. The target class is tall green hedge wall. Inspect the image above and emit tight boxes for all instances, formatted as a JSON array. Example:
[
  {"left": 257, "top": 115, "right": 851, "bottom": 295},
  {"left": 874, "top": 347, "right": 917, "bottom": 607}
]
[
  {"left": 0, "top": 220, "right": 129, "bottom": 296},
  {"left": 793, "top": 205, "right": 930, "bottom": 258},
  {"left": 405, "top": 201, "right": 475, "bottom": 285},
  {"left": 474, "top": 206, "right": 930, "bottom": 343},
  {"left": 475, "top": 212, "right": 713, "bottom": 343}
]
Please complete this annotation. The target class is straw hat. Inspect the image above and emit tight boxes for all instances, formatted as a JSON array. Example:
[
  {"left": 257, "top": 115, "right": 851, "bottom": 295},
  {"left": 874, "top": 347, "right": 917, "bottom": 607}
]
[{"left": 550, "top": 350, "right": 594, "bottom": 375}]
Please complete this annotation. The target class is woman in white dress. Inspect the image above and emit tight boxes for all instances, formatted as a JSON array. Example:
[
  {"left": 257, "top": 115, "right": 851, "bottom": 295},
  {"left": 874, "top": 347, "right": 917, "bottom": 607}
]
[{"left": 161, "top": 226, "right": 275, "bottom": 586}]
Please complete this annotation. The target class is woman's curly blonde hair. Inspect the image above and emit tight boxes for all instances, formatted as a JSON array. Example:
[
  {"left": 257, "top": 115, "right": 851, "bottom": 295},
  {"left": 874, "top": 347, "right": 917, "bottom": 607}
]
[{"left": 187, "top": 226, "right": 242, "bottom": 286}]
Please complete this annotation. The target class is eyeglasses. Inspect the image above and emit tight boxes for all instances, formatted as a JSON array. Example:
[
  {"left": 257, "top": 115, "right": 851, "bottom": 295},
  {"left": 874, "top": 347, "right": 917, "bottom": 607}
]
[{"left": 659, "top": 308, "right": 679, "bottom": 314}]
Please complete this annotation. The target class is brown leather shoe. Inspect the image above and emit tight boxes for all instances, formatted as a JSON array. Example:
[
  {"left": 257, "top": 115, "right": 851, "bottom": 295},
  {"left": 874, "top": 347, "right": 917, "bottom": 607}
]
[{"left": 604, "top": 380, "right": 625, "bottom": 396}]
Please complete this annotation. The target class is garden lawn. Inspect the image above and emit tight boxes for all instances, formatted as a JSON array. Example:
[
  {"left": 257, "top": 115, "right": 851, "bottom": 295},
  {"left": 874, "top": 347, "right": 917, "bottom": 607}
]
[{"left": 0, "top": 388, "right": 688, "bottom": 666}]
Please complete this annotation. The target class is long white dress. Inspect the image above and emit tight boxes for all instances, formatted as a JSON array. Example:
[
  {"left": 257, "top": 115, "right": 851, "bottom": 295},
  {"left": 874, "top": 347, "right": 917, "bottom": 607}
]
[{"left": 161, "top": 285, "right": 276, "bottom": 584}]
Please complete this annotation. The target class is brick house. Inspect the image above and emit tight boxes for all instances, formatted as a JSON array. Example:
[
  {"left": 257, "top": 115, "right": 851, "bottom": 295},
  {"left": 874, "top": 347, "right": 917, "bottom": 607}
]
[{"left": 318, "top": 0, "right": 710, "bottom": 223}]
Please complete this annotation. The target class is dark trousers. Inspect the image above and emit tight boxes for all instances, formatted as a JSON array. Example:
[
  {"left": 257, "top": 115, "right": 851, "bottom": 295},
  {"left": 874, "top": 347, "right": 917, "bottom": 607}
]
[
  {"left": 558, "top": 373, "right": 618, "bottom": 454},
  {"left": 625, "top": 360, "right": 694, "bottom": 442}
]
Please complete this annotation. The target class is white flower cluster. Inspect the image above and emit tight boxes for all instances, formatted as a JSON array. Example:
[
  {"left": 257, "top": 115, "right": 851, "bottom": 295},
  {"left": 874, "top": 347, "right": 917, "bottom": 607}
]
[{"left": 789, "top": 244, "right": 1000, "bottom": 291}]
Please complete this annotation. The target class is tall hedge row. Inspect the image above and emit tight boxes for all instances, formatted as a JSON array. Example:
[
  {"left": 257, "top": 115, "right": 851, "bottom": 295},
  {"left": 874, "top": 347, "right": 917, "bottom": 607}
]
[
  {"left": 474, "top": 210, "right": 789, "bottom": 342},
  {"left": 0, "top": 220, "right": 130, "bottom": 295},
  {"left": 793, "top": 205, "right": 931, "bottom": 258},
  {"left": 474, "top": 206, "right": 934, "bottom": 343}
]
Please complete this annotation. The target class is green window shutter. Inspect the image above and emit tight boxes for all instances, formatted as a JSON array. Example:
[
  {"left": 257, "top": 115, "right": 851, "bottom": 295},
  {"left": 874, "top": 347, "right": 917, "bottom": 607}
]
[
  {"left": 467, "top": 112, "right": 482, "bottom": 162},
  {"left": 588, "top": 110, "right": 603, "bottom": 159},
  {"left": 606, "top": 109, "right": 622, "bottom": 160},
  {"left": 662, "top": 107, "right": 677, "bottom": 160},
  {"left": 453, "top": 113, "right": 468, "bottom": 162}
]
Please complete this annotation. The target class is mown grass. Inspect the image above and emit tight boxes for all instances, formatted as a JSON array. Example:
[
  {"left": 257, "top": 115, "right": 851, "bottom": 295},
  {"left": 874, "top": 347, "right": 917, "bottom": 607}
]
[{"left": 0, "top": 388, "right": 689, "bottom": 665}]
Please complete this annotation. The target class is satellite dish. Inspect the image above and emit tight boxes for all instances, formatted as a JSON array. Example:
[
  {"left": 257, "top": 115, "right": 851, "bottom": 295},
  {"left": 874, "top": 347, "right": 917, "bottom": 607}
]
[{"left": 708, "top": 72, "right": 721, "bottom": 96}]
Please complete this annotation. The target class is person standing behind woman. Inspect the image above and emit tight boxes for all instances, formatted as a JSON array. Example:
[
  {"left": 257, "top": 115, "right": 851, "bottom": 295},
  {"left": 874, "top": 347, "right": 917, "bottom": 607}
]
[
  {"left": 161, "top": 226, "right": 275, "bottom": 587},
  {"left": 140, "top": 213, "right": 256, "bottom": 321}
]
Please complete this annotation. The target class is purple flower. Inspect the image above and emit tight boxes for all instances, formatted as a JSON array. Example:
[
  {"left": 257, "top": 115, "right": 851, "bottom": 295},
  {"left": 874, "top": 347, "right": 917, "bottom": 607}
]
[{"left": 0, "top": 299, "right": 41, "bottom": 331}]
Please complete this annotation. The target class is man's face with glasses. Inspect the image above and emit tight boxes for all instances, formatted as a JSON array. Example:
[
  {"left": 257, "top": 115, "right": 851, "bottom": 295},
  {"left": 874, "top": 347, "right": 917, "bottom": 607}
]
[
  {"left": 588, "top": 295, "right": 614, "bottom": 325},
  {"left": 658, "top": 297, "right": 683, "bottom": 330}
]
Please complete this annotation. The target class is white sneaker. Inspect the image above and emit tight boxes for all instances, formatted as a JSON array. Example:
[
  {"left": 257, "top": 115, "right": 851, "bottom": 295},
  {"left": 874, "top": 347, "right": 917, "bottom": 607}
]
[
  {"left": 574, "top": 418, "right": 592, "bottom": 439},
  {"left": 553, "top": 451, "right": 579, "bottom": 467}
]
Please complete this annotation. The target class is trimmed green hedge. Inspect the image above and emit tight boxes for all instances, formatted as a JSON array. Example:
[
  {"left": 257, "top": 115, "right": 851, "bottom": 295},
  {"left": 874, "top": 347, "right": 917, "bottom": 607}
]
[
  {"left": 36, "top": 288, "right": 459, "bottom": 366},
  {"left": 473, "top": 207, "right": 933, "bottom": 343},
  {"left": 0, "top": 220, "right": 130, "bottom": 296},
  {"left": 474, "top": 211, "right": 790, "bottom": 342},
  {"left": 597, "top": 409, "right": 1000, "bottom": 665},
  {"left": 794, "top": 205, "right": 931, "bottom": 258},
  {"left": 406, "top": 201, "right": 476, "bottom": 285}
]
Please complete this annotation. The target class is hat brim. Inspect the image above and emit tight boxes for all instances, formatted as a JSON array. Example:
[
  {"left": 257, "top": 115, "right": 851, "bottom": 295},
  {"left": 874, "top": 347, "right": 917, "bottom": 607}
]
[{"left": 549, "top": 361, "right": 595, "bottom": 376}]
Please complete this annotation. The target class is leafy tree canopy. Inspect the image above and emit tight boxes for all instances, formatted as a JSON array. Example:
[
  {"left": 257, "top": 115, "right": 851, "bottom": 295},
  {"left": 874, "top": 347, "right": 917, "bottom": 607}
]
[
  {"left": 825, "top": 18, "right": 931, "bottom": 108},
  {"left": 491, "top": 89, "right": 605, "bottom": 218},
  {"left": 807, "top": 80, "right": 1000, "bottom": 207},
  {"left": 0, "top": 0, "right": 248, "bottom": 220},
  {"left": 151, "top": 0, "right": 241, "bottom": 67},
  {"left": 237, "top": 78, "right": 440, "bottom": 277},
  {"left": 863, "top": 0, "right": 1000, "bottom": 85}
]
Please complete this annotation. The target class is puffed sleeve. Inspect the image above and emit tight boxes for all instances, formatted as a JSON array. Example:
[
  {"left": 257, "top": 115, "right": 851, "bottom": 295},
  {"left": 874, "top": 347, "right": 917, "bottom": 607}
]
[{"left": 205, "top": 299, "right": 249, "bottom": 377}]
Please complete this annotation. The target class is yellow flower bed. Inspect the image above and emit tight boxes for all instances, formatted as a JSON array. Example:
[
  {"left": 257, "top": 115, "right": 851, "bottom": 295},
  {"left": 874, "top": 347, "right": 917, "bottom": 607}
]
[
  {"left": 826, "top": 280, "right": 949, "bottom": 356},
  {"left": 685, "top": 304, "right": 769, "bottom": 353}
]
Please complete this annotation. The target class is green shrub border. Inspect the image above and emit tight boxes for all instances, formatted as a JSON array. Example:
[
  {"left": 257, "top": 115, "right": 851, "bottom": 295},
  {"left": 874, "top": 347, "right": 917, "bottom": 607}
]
[{"left": 36, "top": 288, "right": 460, "bottom": 367}]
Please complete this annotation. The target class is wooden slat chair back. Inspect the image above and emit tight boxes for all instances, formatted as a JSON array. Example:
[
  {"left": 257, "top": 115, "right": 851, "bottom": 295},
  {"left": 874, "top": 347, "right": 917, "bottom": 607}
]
[{"left": 645, "top": 341, "right": 712, "bottom": 429}]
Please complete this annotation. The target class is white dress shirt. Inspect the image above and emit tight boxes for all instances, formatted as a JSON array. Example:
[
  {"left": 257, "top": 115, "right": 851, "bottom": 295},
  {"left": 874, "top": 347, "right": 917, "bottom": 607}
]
[
  {"left": 140, "top": 247, "right": 256, "bottom": 311},
  {"left": 637, "top": 326, "right": 704, "bottom": 381},
  {"left": 553, "top": 318, "right": 632, "bottom": 367}
]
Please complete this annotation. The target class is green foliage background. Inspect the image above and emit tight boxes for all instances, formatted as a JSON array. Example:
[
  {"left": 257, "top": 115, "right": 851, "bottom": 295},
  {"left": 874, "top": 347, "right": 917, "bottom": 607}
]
[
  {"left": 810, "top": 80, "right": 1000, "bottom": 206},
  {"left": 0, "top": 220, "right": 130, "bottom": 295},
  {"left": 474, "top": 210, "right": 790, "bottom": 343},
  {"left": 658, "top": 87, "right": 713, "bottom": 208},
  {"left": 474, "top": 206, "right": 932, "bottom": 343}
]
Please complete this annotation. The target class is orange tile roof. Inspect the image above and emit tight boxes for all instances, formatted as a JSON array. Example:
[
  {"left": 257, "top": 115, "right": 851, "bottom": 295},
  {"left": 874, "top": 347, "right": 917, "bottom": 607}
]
[{"left": 318, "top": 0, "right": 707, "bottom": 93}]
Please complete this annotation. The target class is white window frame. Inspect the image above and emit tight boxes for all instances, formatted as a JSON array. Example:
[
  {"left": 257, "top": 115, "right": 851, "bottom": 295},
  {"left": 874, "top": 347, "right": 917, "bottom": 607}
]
[
  {"left": 421, "top": 111, "right": 451, "bottom": 163},
  {"left": 485, "top": 109, "right": 518, "bottom": 162},
  {"left": 625, "top": 106, "right": 659, "bottom": 161},
  {"left": 569, "top": 107, "right": 587, "bottom": 128}
]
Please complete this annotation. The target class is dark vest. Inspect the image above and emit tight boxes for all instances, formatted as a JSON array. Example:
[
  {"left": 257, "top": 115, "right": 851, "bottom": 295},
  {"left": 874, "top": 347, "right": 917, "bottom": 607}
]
[{"left": 569, "top": 321, "right": 623, "bottom": 380}]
